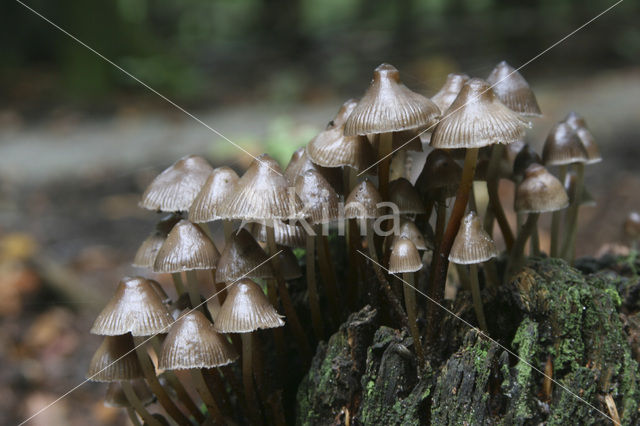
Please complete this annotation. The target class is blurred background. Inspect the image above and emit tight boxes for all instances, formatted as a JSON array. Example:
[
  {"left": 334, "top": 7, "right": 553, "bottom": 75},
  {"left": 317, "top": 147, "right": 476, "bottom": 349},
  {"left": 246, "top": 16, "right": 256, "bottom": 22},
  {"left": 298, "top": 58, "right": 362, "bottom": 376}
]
[{"left": 1, "top": 0, "right": 639, "bottom": 424}]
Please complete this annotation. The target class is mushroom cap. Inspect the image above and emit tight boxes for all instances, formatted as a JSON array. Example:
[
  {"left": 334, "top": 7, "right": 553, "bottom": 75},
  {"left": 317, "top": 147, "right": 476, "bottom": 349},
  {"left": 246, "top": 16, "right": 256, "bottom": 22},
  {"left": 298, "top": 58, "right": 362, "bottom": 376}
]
[
  {"left": 307, "top": 127, "right": 375, "bottom": 172},
  {"left": 295, "top": 170, "right": 340, "bottom": 225},
  {"left": 431, "top": 78, "right": 531, "bottom": 149},
  {"left": 104, "top": 380, "right": 154, "bottom": 408},
  {"left": 250, "top": 220, "right": 306, "bottom": 248},
  {"left": 542, "top": 122, "right": 588, "bottom": 166},
  {"left": 513, "top": 143, "right": 542, "bottom": 182},
  {"left": 188, "top": 167, "right": 239, "bottom": 223},
  {"left": 214, "top": 279, "right": 285, "bottom": 333},
  {"left": 344, "top": 63, "right": 441, "bottom": 136},
  {"left": 515, "top": 164, "right": 569, "bottom": 213},
  {"left": 87, "top": 334, "right": 143, "bottom": 382},
  {"left": 284, "top": 148, "right": 343, "bottom": 193},
  {"left": 277, "top": 247, "right": 303, "bottom": 280},
  {"left": 344, "top": 180, "right": 382, "bottom": 219},
  {"left": 154, "top": 220, "right": 220, "bottom": 273},
  {"left": 399, "top": 219, "right": 430, "bottom": 250},
  {"left": 158, "top": 311, "right": 239, "bottom": 370},
  {"left": 217, "top": 154, "right": 304, "bottom": 221},
  {"left": 431, "top": 73, "right": 470, "bottom": 112},
  {"left": 329, "top": 98, "right": 359, "bottom": 128},
  {"left": 415, "top": 149, "right": 462, "bottom": 199},
  {"left": 388, "top": 238, "right": 423, "bottom": 273},
  {"left": 91, "top": 277, "right": 174, "bottom": 336},
  {"left": 140, "top": 155, "right": 213, "bottom": 212},
  {"left": 564, "top": 112, "right": 601, "bottom": 164},
  {"left": 486, "top": 61, "right": 541, "bottom": 116},
  {"left": 389, "top": 178, "right": 425, "bottom": 214},
  {"left": 215, "top": 229, "right": 274, "bottom": 282},
  {"left": 132, "top": 214, "right": 181, "bottom": 269},
  {"left": 449, "top": 211, "right": 499, "bottom": 264}
]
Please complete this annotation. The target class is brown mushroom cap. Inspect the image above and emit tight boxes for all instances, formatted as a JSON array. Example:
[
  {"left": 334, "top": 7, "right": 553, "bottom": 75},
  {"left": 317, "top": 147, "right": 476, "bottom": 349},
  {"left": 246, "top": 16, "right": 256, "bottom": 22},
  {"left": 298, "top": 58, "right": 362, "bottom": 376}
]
[
  {"left": 188, "top": 166, "right": 239, "bottom": 223},
  {"left": 277, "top": 247, "right": 303, "bottom": 280},
  {"left": 140, "top": 155, "right": 213, "bottom": 212},
  {"left": 513, "top": 143, "right": 542, "bottom": 182},
  {"left": 431, "top": 78, "right": 530, "bottom": 149},
  {"left": 415, "top": 149, "right": 461, "bottom": 199},
  {"left": 486, "top": 61, "right": 541, "bottom": 116},
  {"left": 344, "top": 63, "right": 441, "bottom": 136},
  {"left": 295, "top": 169, "right": 340, "bottom": 225},
  {"left": 515, "top": 164, "right": 569, "bottom": 213},
  {"left": 87, "top": 334, "right": 143, "bottom": 382},
  {"left": 564, "top": 112, "right": 601, "bottom": 164},
  {"left": 399, "top": 219, "right": 430, "bottom": 250},
  {"left": 328, "top": 98, "right": 358, "bottom": 128},
  {"left": 91, "top": 277, "right": 174, "bottom": 336},
  {"left": 215, "top": 229, "right": 274, "bottom": 282},
  {"left": 306, "top": 126, "right": 375, "bottom": 172},
  {"left": 449, "top": 211, "right": 499, "bottom": 264},
  {"left": 344, "top": 179, "right": 383, "bottom": 219},
  {"left": 389, "top": 178, "right": 425, "bottom": 214},
  {"left": 104, "top": 380, "right": 154, "bottom": 408},
  {"left": 132, "top": 214, "right": 181, "bottom": 269},
  {"left": 250, "top": 220, "right": 306, "bottom": 248},
  {"left": 214, "top": 278, "right": 285, "bottom": 333},
  {"left": 542, "top": 122, "right": 588, "bottom": 166},
  {"left": 284, "top": 148, "right": 343, "bottom": 193},
  {"left": 388, "top": 238, "right": 423, "bottom": 273},
  {"left": 431, "top": 73, "right": 470, "bottom": 112},
  {"left": 153, "top": 220, "right": 220, "bottom": 273},
  {"left": 158, "top": 311, "right": 238, "bottom": 370}
]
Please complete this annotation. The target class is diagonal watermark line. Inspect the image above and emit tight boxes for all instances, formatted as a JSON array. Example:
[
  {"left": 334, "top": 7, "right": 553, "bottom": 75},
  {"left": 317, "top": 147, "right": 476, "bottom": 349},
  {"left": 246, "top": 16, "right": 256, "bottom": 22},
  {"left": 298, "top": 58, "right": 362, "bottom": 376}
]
[
  {"left": 15, "top": 0, "right": 284, "bottom": 176},
  {"left": 357, "top": 0, "right": 625, "bottom": 177},
  {"left": 357, "top": 250, "right": 618, "bottom": 424},
  {"left": 18, "top": 251, "right": 282, "bottom": 426}
]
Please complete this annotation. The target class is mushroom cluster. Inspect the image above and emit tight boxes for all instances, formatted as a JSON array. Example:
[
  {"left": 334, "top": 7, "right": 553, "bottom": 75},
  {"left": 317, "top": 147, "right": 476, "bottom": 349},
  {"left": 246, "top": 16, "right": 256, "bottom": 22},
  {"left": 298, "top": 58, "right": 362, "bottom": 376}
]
[{"left": 88, "top": 62, "right": 601, "bottom": 424}]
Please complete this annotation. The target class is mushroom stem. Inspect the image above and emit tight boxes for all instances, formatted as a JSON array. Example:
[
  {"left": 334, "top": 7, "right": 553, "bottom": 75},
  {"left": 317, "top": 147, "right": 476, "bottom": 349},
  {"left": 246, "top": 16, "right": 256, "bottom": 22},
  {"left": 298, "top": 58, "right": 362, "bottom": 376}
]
[
  {"left": 133, "top": 339, "right": 191, "bottom": 426},
  {"left": 125, "top": 407, "right": 142, "bottom": 426},
  {"left": 402, "top": 272, "right": 425, "bottom": 367},
  {"left": 189, "top": 369, "right": 225, "bottom": 425},
  {"left": 121, "top": 381, "right": 160, "bottom": 426},
  {"left": 469, "top": 263, "right": 488, "bottom": 331},
  {"left": 455, "top": 263, "right": 471, "bottom": 291},
  {"left": 505, "top": 213, "right": 540, "bottom": 283},
  {"left": 345, "top": 167, "right": 361, "bottom": 307},
  {"left": 306, "top": 234, "right": 325, "bottom": 340},
  {"left": 318, "top": 233, "right": 341, "bottom": 326},
  {"left": 241, "top": 333, "right": 263, "bottom": 426},
  {"left": 378, "top": 132, "right": 394, "bottom": 200},
  {"left": 531, "top": 226, "right": 540, "bottom": 256},
  {"left": 170, "top": 273, "right": 185, "bottom": 296},
  {"left": 561, "top": 163, "right": 584, "bottom": 263},
  {"left": 185, "top": 270, "right": 202, "bottom": 311},
  {"left": 266, "top": 225, "right": 312, "bottom": 361},
  {"left": 550, "top": 165, "right": 568, "bottom": 257},
  {"left": 428, "top": 147, "right": 479, "bottom": 342},
  {"left": 486, "top": 144, "right": 515, "bottom": 249}
]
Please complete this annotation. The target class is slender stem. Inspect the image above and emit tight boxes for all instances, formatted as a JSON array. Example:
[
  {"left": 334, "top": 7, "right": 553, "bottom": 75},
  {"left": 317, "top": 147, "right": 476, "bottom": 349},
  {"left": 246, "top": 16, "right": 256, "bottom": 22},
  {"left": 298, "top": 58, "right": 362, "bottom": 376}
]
[
  {"left": 125, "top": 406, "right": 143, "bottom": 426},
  {"left": 455, "top": 263, "right": 471, "bottom": 291},
  {"left": 469, "top": 264, "right": 488, "bottom": 331},
  {"left": 241, "top": 333, "right": 263, "bottom": 425},
  {"left": 505, "top": 213, "right": 540, "bottom": 283},
  {"left": 185, "top": 270, "right": 202, "bottom": 311},
  {"left": 403, "top": 272, "right": 425, "bottom": 367},
  {"left": 264, "top": 275, "right": 286, "bottom": 376},
  {"left": 378, "top": 132, "right": 394, "bottom": 201},
  {"left": 121, "top": 381, "right": 159, "bottom": 426},
  {"left": 531, "top": 225, "right": 540, "bottom": 256},
  {"left": 318, "top": 234, "right": 341, "bottom": 325},
  {"left": 486, "top": 144, "right": 514, "bottom": 249},
  {"left": 345, "top": 167, "right": 360, "bottom": 307},
  {"left": 171, "top": 273, "right": 185, "bottom": 296},
  {"left": 306, "top": 234, "right": 324, "bottom": 340},
  {"left": 561, "top": 163, "right": 584, "bottom": 263},
  {"left": 550, "top": 165, "right": 568, "bottom": 257},
  {"left": 133, "top": 340, "right": 191, "bottom": 426},
  {"left": 427, "top": 147, "right": 479, "bottom": 343},
  {"left": 266, "top": 225, "right": 311, "bottom": 361},
  {"left": 189, "top": 369, "right": 225, "bottom": 424},
  {"left": 427, "top": 199, "right": 447, "bottom": 317}
]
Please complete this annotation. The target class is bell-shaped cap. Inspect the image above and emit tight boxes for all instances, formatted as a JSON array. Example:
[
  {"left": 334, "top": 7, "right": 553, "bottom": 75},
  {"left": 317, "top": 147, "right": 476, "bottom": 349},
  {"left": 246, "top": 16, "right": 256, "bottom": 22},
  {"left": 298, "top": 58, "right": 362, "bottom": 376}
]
[
  {"left": 215, "top": 229, "right": 274, "bottom": 282},
  {"left": 329, "top": 98, "right": 358, "bottom": 128},
  {"left": 159, "top": 311, "right": 238, "bottom": 370},
  {"left": 214, "top": 279, "right": 285, "bottom": 333},
  {"left": 284, "top": 148, "right": 343, "bottom": 192},
  {"left": 431, "top": 73, "right": 470, "bottom": 112},
  {"left": 399, "top": 219, "right": 429, "bottom": 250},
  {"left": 515, "top": 164, "right": 569, "bottom": 213},
  {"left": 564, "top": 112, "right": 601, "bottom": 164},
  {"left": 307, "top": 127, "right": 375, "bottom": 172},
  {"left": 91, "top": 277, "right": 174, "bottom": 336},
  {"left": 344, "top": 180, "right": 382, "bottom": 219},
  {"left": 295, "top": 170, "right": 339, "bottom": 224},
  {"left": 344, "top": 63, "right": 441, "bottom": 136},
  {"left": 542, "top": 122, "right": 588, "bottom": 166},
  {"left": 431, "top": 78, "right": 530, "bottom": 149},
  {"left": 87, "top": 334, "right": 143, "bottom": 382},
  {"left": 132, "top": 214, "right": 181, "bottom": 269},
  {"left": 104, "top": 380, "right": 154, "bottom": 408},
  {"left": 154, "top": 220, "right": 220, "bottom": 273},
  {"left": 388, "top": 238, "right": 423, "bottom": 274},
  {"left": 564, "top": 170, "right": 596, "bottom": 207},
  {"left": 415, "top": 149, "right": 461, "bottom": 199},
  {"left": 188, "top": 167, "right": 239, "bottom": 223},
  {"left": 486, "top": 61, "right": 541, "bottom": 116},
  {"left": 389, "top": 178, "right": 425, "bottom": 214},
  {"left": 624, "top": 212, "right": 640, "bottom": 239},
  {"left": 140, "top": 155, "right": 213, "bottom": 212},
  {"left": 449, "top": 211, "right": 499, "bottom": 264},
  {"left": 217, "top": 154, "right": 304, "bottom": 221},
  {"left": 513, "top": 143, "right": 542, "bottom": 182},
  {"left": 278, "top": 247, "right": 302, "bottom": 280},
  {"left": 250, "top": 221, "right": 305, "bottom": 248}
]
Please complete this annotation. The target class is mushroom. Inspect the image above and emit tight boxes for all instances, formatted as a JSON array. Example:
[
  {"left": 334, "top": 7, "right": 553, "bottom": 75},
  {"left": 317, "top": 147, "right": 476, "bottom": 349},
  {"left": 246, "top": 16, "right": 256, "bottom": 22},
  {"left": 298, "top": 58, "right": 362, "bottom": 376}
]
[
  {"left": 249, "top": 220, "right": 306, "bottom": 248},
  {"left": 284, "top": 147, "right": 343, "bottom": 195},
  {"left": 104, "top": 380, "right": 155, "bottom": 426},
  {"left": 388, "top": 178, "right": 425, "bottom": 216},
  {"left": 345, "top": 179, "right": 383, "bottom": 269},
  {"left": 431, "top": 73, "right": 470, "bottom": 113},
  {"left": 133, "top": 213, "right": 181, "bottom": 270},
  {"left": 188, "top": 166, "right": 239, "bottom": 240},
  {"left": 449, "top": 211, "right": 499, "bottom": 331}
]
